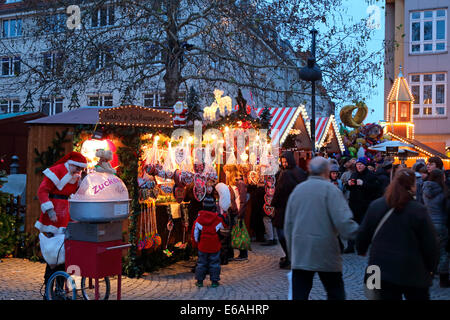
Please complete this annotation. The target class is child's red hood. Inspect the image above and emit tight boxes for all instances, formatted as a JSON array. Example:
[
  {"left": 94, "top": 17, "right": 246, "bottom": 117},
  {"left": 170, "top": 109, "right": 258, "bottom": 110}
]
[{"left": 197, "top": 210, "right": 220, "bottom": 226}]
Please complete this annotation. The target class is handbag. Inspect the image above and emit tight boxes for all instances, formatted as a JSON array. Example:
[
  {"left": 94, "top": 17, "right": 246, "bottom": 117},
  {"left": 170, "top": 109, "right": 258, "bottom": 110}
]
[
  {"left": 371, "top": 207, "right": 395, "bottom": 242},
  {"left": 364, "top": 207, "right": 395, "bottom": 299},
  {"left": 39, "top": 232, "right": 65, "bottom": 267},
  {"left": 231, "top": 219, "right": 251, "bottom": 251}
]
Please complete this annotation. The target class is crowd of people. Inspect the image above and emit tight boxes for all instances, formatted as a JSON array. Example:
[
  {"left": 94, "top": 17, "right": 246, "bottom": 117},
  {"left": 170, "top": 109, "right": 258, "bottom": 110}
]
[
  {"left": 189, "top": 151, "right": 450, "bottom": 300},
  {"left": 282, "top": 154, "right": 450, "bottom": 300}
]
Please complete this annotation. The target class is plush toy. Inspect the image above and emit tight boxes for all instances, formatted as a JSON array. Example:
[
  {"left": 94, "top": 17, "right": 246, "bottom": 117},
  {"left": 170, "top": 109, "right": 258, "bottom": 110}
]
[{"left": 95, "top": 149, "right": 116, "bottom": 174}]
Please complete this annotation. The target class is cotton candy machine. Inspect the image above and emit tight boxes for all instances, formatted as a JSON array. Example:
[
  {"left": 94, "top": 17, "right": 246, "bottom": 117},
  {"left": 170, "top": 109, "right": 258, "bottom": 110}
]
[
  {"left": 46, "top": 172, "right": 132, "bottom": 300},
  {"left": 69, "top": 172, "right": 130, "bottom": 222}
]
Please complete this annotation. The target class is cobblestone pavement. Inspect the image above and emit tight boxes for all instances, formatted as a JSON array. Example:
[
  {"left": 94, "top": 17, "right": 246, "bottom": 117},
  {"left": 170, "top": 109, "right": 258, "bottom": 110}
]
[{"left": 1, "top": 243, "right": 449, "bottom": 300}]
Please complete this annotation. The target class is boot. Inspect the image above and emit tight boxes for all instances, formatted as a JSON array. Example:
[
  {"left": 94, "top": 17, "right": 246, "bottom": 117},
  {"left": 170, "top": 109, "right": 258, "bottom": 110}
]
[
  {"left": 439, "top": 273, "right": 449, "bottom": 288},
  {"left": 261, "top": 239, "right": 277, "bottom": 246}
]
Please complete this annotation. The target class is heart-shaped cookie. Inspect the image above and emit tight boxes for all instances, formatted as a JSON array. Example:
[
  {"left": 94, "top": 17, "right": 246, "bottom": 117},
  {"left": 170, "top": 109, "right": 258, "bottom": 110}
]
[
  {"left": 263, "top": 204, "right": 275, "bottom": 217},
  {"left": 193, "top": 184, "right": 206, "bottom": 202},
  {"left": 248, "top": 171, "right": 260, "bottom": 185},
  {"left": 174, "top": 186, "right": 186, "bottom": 203},
  {"left": 264, "top": 194, "right": 273, "bottom": 205},
  {"left": 265, "top": 185, "right": 275, "bottom": 196}
]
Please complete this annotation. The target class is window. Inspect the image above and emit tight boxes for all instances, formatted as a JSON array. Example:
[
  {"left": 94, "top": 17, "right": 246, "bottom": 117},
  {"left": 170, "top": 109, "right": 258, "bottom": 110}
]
[
  {"left": 43, "top": 52, "right": 63, "bottom": 75},
  {"left": 410, "top": 9, "right": 447, "bottom": 53},
  {"left": 91, "top": 5, "right": 115, "bottom": 28},
  {"left": 46, "top": 14, "right": 65, "bottom": 33},
  {"left": 1, "top": 18, "right": 22, "bottom": 38},
  {"left": 0, "top": 99, "right": 20, "bottom": 114},
  {"left": 410, "top": 73, "right": 447, "bottom": 117},
  {"left": 143, "top": 92, "right": 186, "bottom": 108},
  {"left": 90, "top": 48, "right": 113, "bottom": 71},
  {"left": 41, "top": 98, "right": 63, "bottom": 116},
  {"left": 88, "top": 95, "right": 113, "bottom": 107},
  {"left": 143, "top": 93, "right": 162, "bottom": 108},
  {"left": 1, "top": 56, "right": 21, "bottom": 76},
  {"left": 144, "top": 44, "right": 162, "bottom": 63}
]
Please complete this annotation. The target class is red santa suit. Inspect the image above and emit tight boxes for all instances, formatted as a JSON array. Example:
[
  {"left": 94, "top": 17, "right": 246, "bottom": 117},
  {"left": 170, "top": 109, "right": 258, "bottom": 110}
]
[{"left": 34, "top": 152, "right": 87, "bottom": 234}]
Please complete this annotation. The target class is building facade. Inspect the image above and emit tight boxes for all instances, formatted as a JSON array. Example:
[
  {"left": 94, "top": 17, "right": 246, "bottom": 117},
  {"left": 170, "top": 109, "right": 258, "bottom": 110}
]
[
  {"left": 385, "top": 0, "right": 449, "bottom": 153},
  {"left": 0, "top": 1, "right": 334, "bottom": 118}
]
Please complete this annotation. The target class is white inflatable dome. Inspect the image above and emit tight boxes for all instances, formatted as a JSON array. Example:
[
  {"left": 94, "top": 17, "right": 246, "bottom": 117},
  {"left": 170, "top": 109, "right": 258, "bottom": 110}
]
[{"left": 70, "top": 172, "right": 129, "bottom": 201}]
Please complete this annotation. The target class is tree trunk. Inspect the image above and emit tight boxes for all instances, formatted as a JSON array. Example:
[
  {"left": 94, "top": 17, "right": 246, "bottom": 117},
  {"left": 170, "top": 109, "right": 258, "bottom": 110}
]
[{"left": 163, "top": 0, "right": 182, "bottom": 107}]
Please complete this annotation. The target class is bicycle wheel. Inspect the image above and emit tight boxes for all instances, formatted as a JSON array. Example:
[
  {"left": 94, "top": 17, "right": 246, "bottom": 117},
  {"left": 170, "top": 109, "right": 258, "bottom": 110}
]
[
  {"left": 80, "top": 277, "right": 111, "bottom": 300},
  {"left": 46, "top": 271, "right": 77, "bottom": 300}
]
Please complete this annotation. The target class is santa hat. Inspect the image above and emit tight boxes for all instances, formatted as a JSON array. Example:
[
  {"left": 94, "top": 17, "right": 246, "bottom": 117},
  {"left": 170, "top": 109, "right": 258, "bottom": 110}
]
[
  {"left": 215, "top": 183, "right": 231, "bottom": 212},
  {"left": 54, "top": 151, "right": 87, "bottom": 168}
]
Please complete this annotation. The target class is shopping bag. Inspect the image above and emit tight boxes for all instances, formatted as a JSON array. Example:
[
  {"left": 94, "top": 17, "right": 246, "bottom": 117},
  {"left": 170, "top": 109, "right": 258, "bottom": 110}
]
[
  {"left": 287, "top": 271, "right": 293, "bottom": 300},
  {"left": 39, "top": 232, "right": 65, "bottom": 267},
  {"left": 231, "top": 219, "right": 251, "bottom": 251}
]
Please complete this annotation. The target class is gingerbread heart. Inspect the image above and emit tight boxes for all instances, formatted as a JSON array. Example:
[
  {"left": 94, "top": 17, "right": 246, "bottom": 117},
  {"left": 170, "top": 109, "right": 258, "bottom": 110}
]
[
  {"left": 264, "top": 194, "right": 273, "bottom": 205},
  {"left": 263, "top": 204, "right": 275, "bottom": 217},
  {"left": 181, "top": 171, "right": 194, "bottom": 185},
  {"left": 174, "top": 186, "right": 186, "bottom": 203},
  {"left": 248, "top": 171, "right": 260, "bottom": 185},
  {"left": 265, "top": 185, "right": 275, "bottom": 196},
  {"left": 193, "top": 184, "right": 206, "bottom": 202}
]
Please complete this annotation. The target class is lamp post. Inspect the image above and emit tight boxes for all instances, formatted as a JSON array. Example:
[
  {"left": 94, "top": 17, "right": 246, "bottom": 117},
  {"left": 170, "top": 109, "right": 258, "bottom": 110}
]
[{"left": 299, "top": 29, "right": 322, "bottom": 157}]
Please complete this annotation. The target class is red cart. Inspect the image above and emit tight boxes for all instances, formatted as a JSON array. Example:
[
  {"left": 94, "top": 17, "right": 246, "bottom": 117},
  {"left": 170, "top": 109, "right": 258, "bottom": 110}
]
[{"left": 45, "top": 239, "right": 131, "bottom": 300}]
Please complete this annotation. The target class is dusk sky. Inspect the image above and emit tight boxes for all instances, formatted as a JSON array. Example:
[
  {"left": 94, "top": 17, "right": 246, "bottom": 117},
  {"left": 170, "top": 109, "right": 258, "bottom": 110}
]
[{"left": 340, "top": 0, "right": 385, "bottom": 124}]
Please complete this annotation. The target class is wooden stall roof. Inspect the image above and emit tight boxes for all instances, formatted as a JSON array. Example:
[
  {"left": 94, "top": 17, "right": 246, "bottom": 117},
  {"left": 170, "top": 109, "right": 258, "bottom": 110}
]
[
  {"left": 0, "top": 112, "right": 45, "bottom": 173},
  {"left": 26, "top": 106, "right": 112, "bottom": 125}
]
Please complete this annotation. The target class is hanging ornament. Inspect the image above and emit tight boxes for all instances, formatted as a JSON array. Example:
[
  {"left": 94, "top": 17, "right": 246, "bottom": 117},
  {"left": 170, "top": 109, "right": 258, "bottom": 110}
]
[
  {"left": 263, "top": 204, "right": 274, "bottom": 217},
  {"left": 248, "top": 171, "right": 260, "bottom": 185},
  {"left": 193, "top": 174, "right": 206, "bottom": 202},
  {"left": 180, "top": 171, "right": 194, "bottom": 186},
  {"left": 174, "top": 186, "right": 186, "bottom": 203}
]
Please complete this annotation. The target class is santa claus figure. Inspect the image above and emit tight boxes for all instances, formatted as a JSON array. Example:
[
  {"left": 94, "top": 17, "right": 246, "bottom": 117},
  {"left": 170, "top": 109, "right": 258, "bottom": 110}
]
[
  {"left": 35, "top": 151, "right": 87, "bottom": 299},
  {"left": 173, "top": 100, "right": 188, "bottom": 127},
  {"left": 35, "top": 151, "right": 88, "bottom": 234}
]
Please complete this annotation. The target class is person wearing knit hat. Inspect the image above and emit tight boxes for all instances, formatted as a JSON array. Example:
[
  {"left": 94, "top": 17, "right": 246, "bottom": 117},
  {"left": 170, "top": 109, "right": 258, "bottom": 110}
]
[
  {"left": 193, "top": 185, "right": 225, "bottom": 288},
  {"left": 34, "top": 151, "right": 87, "bottom": 299},
  {"left": 356, "top": 157, "right": 368, "bottom": 166},
  {"left": 329, "top": 160, "right": 343, "bottom": 191},
  {"left": 215, "top": 183, "right": 232, "bottom": 265},
  {"left": 202, "top": 193, "right": 217, "bottom": 212},
  {"left": 344, "top": 154, "right": 381, "bottom": 253}
]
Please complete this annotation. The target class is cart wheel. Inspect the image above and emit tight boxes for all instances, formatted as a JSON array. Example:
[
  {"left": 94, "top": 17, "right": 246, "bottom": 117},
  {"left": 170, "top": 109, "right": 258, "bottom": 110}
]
[
  {"left": 80, "top": 277, "right": 110, "bottom": 300},
  {"left": 46, "top": 271, "right": 77, "bottom": 300}
]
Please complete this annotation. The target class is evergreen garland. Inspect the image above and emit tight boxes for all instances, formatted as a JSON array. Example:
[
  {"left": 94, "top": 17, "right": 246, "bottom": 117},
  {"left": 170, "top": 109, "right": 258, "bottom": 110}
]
[
  {"left": 185, "top": 86, "right": 202, "bottom": 125},
  {"left": 68, "top": 90, "right": 81, "bottom": 110},
  {"left": 260, "top": 106, "right": 272, "bottom": 134}
]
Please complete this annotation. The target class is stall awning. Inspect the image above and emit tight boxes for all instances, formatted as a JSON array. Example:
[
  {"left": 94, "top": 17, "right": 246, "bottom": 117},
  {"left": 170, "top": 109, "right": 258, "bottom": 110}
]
[
  {"left": 315, "top": 116, "right": 345, "bottom": 153},
  {"left": 255, "top": 106, "right": 304, "bottom": 145}
]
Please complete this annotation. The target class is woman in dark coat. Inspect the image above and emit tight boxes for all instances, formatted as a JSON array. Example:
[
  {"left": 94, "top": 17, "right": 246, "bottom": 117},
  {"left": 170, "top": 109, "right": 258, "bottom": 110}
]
[
  {"left": 422, "top": 169, "right": 449, "bottom": 287},
  {"left": 356, "top": 168, "right": 439, "bottom": 300},
  {"left": 271, "top": 151, "right": 307, "bottom": 268}
]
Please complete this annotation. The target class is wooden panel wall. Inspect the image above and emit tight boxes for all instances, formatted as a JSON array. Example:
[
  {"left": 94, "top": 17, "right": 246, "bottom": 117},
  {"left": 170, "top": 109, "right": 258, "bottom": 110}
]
[{"left": 25, "top": 125, "right": 75, "bottom": 234}]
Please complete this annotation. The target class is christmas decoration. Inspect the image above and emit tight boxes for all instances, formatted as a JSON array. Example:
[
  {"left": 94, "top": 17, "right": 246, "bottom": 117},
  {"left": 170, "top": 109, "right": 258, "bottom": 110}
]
[
  {"left": 185, "top": 86, "right": 202, "bottom": 125},
  {"left": 68, "top": 89, "right": 80, "bottom": 110}
]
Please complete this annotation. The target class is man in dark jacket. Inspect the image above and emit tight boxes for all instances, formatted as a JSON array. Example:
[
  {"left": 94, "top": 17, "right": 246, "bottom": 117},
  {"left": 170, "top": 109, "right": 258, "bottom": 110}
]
[
  {"left": 345, "top": 157, "right": 381, "bottom": 253},
  {"left": 272, "top": 151, "right": 307, "bottom": 268},
  {"left": 375, "top": 160, "right": 393, "bottom": 195}
]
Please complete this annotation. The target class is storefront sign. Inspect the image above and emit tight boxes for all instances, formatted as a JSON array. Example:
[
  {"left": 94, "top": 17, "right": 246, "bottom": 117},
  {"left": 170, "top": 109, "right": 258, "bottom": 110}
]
[{"left": 99, "top": 105, "right": 173, "bottom": 128}]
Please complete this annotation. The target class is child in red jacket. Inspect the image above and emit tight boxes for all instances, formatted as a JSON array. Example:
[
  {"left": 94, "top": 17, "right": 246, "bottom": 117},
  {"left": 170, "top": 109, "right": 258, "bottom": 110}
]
[{"left": 192, "top": 195, "right": 224, "bottom": 288}]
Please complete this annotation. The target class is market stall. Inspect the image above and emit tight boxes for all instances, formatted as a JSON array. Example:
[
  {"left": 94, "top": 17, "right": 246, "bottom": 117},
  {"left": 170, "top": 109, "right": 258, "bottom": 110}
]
[{"left": 25, "top": 89, "right": 283, "bottom": 277}]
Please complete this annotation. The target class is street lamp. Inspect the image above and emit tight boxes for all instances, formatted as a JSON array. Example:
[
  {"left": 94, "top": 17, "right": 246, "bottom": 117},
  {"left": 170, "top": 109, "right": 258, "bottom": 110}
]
[{"left": 299, "top": 29, "right": 322, "bottom": 157}]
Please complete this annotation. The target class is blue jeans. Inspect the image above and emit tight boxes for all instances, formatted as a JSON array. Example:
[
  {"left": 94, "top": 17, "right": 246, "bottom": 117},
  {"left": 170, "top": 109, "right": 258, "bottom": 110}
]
[
  {"left": 195, "top": 251, "right": 221, "bottom": 282},
  {"left": 434, "top": 223, "right": 449, "bottom": 274}
]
